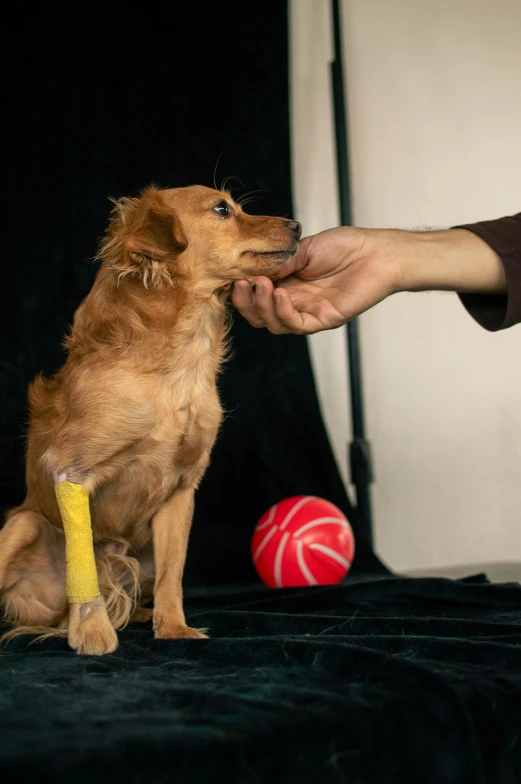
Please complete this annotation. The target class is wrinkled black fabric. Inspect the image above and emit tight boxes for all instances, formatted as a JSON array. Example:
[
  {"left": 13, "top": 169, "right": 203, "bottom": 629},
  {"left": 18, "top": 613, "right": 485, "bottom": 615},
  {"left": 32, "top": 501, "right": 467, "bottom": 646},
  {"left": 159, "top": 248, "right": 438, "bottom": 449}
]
[{"left": 1, "top": 575, "right": 521, "bottom": 783}]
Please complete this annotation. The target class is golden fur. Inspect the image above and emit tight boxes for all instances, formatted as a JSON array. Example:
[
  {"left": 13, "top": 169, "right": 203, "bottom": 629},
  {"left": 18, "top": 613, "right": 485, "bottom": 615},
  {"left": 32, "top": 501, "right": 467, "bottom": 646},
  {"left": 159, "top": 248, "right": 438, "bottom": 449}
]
[{"left": 0, "top": 185, "right": 301, "bottom": 654}]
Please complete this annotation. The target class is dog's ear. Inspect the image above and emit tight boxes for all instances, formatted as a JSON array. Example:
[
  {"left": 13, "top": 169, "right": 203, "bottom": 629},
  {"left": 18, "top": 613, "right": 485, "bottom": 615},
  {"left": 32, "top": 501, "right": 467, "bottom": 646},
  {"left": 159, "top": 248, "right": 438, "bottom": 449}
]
[
  {"left": 98, "top": 191, "right": 187, "bottom": 287},
  {"left": 118, "top": 195, "right": 187, "bottom": 265}
]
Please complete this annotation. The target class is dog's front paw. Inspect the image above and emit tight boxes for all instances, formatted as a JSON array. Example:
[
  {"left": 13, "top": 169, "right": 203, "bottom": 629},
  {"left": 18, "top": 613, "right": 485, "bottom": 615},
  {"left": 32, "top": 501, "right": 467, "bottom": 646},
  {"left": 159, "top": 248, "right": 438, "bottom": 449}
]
[
  {"left": 68, "top": 597, "right": 118, "bottom": 655},
  {"left": 153, "top": 617, "right": 208, "bottom": 640}
]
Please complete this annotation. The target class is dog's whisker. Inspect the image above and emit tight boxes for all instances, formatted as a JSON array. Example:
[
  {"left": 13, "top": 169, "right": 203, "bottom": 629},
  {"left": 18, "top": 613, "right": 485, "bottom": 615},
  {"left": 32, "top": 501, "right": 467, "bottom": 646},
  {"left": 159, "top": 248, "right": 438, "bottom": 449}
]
[
  {"left": 213, "top": 150, "right": 224, "bottom": 190},
  {"left": 221, "top": 175, "right": 232, "bottom": 193},
  {"left": 238, "top": 197, "right": 262, "bottom": 209},
  {"left": 220, "top": 175, "right": 244, "bottom": 194},
  {"left": 237, "top": 189, "right": 271, "bottom": 205}
]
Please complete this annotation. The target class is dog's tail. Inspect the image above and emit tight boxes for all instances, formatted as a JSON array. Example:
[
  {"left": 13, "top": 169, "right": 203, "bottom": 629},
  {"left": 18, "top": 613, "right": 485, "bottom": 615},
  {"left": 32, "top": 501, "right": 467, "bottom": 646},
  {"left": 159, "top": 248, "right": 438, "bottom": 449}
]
[{"left": 0, "top": 540, "right": 141, "bottom": 646}]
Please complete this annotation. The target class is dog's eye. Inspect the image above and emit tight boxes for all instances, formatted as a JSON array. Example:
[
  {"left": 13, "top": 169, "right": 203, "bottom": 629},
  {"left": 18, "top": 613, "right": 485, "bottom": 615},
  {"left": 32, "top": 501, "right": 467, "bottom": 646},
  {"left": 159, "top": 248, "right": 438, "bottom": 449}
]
[{"left": 213, "top": 201, "right": 231, "bottom": 218}]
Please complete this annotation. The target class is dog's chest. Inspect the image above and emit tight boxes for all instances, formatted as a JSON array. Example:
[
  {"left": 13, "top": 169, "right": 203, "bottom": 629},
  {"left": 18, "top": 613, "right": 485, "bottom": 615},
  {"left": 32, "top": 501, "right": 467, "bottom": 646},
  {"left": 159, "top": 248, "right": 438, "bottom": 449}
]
[{"left": 151, "top": 375, "right": 222, "bottom": 462}]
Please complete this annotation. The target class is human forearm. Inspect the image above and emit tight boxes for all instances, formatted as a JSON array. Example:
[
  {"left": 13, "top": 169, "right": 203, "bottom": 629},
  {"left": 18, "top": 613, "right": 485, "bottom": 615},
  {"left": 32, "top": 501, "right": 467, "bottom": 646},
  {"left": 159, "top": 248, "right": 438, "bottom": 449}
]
[{"left": 390, "top": 228, "right": 507, "bottom": 295}]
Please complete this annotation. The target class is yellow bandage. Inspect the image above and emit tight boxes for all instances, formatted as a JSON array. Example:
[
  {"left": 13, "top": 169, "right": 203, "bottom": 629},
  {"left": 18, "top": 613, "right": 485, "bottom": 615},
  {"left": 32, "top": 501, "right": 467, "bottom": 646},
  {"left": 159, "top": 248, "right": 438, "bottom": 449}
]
[{"left": 54, "top": 480, "right": 101, "bottom": 604}]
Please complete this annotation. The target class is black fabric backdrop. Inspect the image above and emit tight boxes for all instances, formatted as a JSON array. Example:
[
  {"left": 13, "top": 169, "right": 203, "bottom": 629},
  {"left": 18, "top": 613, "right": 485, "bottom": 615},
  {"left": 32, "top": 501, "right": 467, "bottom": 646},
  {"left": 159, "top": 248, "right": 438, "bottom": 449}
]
[
  {"left": 1, "top": 3, "right": 520, "bottom": 783},
  {"left": 0, "top": 0, "right": 378, "bottom": 582}
]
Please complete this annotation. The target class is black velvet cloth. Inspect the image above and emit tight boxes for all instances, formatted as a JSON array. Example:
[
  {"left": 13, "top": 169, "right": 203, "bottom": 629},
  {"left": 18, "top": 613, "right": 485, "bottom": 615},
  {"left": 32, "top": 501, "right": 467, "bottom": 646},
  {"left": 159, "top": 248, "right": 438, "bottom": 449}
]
[
  {"left": 2, "top": 4, "right": 521, "bottom": 783},
  {"left": 0, "top": 0, "right": 379, "bottom": 580},
  {"left": 2, "top": 575, "right": 521, "bottom": 783}
]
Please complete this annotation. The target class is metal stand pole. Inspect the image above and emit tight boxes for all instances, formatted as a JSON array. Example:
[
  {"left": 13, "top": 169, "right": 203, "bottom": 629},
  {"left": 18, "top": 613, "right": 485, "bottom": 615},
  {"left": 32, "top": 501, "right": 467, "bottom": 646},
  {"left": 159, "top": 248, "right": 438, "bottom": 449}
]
[{"left": 330, "top": 0, "right": 374, "bottom": 544}]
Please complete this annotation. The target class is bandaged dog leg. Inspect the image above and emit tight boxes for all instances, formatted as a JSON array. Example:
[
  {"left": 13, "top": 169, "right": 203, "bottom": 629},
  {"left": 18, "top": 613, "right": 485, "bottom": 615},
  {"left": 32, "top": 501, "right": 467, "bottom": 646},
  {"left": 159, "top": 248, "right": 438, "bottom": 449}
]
[
  {"left": 53, "top": 471, "right": 117, "bottom": 655},
  {"left": 54, "top": 475, "right": 100, "bottom": 603}
]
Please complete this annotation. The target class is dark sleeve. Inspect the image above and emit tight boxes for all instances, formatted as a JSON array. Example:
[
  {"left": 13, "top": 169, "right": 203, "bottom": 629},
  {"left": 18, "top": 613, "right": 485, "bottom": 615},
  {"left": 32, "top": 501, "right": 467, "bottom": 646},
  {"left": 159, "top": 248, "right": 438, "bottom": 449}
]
[{"left": 454, "top": 212, "right": 521, "bottom": 331}]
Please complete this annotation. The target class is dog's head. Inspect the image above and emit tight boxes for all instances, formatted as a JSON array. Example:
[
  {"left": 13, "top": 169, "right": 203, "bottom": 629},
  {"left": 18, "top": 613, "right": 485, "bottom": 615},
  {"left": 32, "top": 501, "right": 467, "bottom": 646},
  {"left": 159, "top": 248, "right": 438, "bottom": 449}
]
[{"left": 98, "top": 185, "right": 301, "bottom": 295}]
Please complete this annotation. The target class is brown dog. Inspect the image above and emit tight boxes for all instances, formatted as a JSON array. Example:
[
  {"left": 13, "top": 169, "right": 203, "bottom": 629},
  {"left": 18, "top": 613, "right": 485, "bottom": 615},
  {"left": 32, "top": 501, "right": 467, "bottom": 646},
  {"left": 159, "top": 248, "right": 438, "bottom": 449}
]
[{"left": 0, "top": 185, "right": 301, "bottom": 655}]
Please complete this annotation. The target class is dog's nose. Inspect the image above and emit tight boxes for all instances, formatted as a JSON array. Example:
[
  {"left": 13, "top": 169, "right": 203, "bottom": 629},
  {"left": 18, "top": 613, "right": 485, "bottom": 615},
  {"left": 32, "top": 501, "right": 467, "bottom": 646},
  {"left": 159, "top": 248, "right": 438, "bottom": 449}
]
[{"left": 285, "top": 220, "right": 302, "bottom": 240}]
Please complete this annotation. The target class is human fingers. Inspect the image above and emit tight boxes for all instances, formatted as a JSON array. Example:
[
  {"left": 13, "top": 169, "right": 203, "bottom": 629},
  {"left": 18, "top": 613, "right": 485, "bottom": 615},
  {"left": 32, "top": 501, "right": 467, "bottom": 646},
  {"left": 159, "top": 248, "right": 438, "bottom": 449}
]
[
  {"left": 231, "top": 280, "right": 266, "bottom": 328},
  {"left": 272, "top": 286, "right": 328, "bottom": 334},
  {"left": 251, "top": 277, "right": 293, "bottom": 334}
]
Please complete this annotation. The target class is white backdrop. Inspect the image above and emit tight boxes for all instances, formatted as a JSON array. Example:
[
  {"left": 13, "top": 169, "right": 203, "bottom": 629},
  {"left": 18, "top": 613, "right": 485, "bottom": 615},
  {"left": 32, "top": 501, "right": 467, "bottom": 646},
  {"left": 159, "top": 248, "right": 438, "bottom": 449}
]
[{"left": 289, "top": 0, "right": 521, "bottom": 572}]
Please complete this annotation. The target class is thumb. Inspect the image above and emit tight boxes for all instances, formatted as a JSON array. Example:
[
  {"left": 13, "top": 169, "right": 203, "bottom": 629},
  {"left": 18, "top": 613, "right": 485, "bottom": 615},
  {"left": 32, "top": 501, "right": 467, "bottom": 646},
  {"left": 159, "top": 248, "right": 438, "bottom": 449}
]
[
  {"left": 273, "top": 235, "right": 313, "bottom": 280},
  {"left": 291, "top": 235, "right": 314, "bottom": 271}
]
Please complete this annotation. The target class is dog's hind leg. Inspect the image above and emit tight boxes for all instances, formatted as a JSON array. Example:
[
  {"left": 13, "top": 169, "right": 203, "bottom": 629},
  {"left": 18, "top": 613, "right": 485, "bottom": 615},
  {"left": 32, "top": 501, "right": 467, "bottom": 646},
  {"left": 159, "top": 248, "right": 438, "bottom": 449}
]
[{"left": 0, "top": 510, "right": 67, "bottom": 628}]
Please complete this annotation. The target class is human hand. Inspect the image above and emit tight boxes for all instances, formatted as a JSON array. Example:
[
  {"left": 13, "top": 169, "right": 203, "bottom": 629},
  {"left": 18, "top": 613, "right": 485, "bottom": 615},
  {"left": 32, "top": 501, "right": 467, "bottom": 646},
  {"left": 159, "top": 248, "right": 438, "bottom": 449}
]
[{"left": 232, "top": 226, "right": 400, "bottom": 335}]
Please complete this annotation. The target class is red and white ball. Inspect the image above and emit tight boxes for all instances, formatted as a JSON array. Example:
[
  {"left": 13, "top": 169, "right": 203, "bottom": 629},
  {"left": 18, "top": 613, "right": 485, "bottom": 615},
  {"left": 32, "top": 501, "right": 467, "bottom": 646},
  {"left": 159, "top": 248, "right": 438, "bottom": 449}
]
[{"left": 251, "top": 496, "right": 355, "bottom": 588}]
